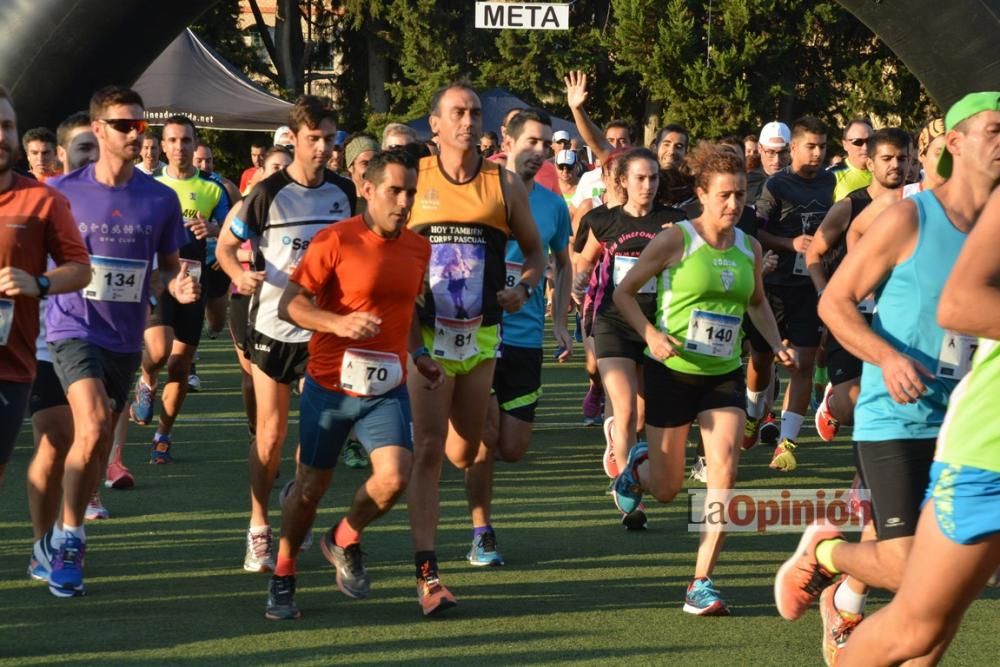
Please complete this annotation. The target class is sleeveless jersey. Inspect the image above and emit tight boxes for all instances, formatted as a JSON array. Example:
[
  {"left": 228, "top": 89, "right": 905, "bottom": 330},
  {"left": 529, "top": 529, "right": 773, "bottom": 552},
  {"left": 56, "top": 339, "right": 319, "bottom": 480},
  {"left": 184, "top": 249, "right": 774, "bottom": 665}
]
[
  {"left": 654, "top": 220, "right": 755, "bottom": 376},
  {"left": 823, "top": 186, "right": 872, "bottom": 278},
  {"left": 936, "top": 339, "right": 1000, "bottom": 473},
  {"left": 854, "top": 189, "right": 969, "bottom": 441},
  {"left": 408, "top": 155, "right": 510, "bottom": 329},
  {"left": 155, "top": 169, "right": 229, "bottom": 263}
]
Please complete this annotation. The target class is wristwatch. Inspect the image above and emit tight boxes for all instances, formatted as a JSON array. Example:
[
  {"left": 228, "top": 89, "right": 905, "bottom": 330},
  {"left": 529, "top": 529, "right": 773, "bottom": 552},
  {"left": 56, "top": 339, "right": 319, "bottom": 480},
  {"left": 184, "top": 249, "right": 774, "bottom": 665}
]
[
  {"left": 517, "top": 280, "right": 533, "bottom": 299},
  {"left": 412, "top": 346, "right": 431, "bottom": 360},
  {"left": 35, "top": 275, "right": 51, "bottom": 298}
]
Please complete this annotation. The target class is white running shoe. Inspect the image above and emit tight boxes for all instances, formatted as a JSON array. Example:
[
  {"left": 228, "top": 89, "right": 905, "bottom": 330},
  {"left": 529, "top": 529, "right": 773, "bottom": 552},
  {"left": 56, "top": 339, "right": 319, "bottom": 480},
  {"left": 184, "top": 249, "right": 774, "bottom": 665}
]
[
  {"left": 243, "top": 526, "right": 275, "bottom": 573},
  {"left": 85, "top": 492, "right": 110, "bottom": 521},
  {"left": 689, "top": 456, "right": 708, "bottom": 484}
]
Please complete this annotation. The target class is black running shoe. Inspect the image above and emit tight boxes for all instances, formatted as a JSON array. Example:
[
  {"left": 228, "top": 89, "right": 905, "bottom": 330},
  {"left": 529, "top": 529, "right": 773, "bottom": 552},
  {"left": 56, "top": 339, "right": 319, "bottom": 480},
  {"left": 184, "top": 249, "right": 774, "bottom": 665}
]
[{"left": 265, "top": 574, "right": 301, "bottom": 620}]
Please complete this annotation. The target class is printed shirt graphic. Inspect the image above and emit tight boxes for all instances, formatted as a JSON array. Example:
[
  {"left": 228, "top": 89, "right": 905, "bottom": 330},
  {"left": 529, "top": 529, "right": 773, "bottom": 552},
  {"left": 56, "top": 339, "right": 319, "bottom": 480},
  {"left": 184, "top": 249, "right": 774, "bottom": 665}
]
[
  {"left": 754, "top": 166, "right": 835, "bottom": 287},
  {"left": 408, "top": 155, "right": 510, "bottom": 328},
  {"left": 155, "top": 168, "right": 230, "bottom": 264},
  {"left": 502, "top": 184, "right": 571, "bottom": 348},
  {"left": 290, "top": 215, "right": 430, "bottom": 394},
  {"left": 0, "top": 175, "right": 90, "bottom": 382},
  {"left": 588, "top": 205, "right": 686, "bottom": 340},
  {"left": 46, "top": 165, "right": 186, "bottom": 353},
  {"left": 230, "top": 168, "right": 356, "bottom": 344}
]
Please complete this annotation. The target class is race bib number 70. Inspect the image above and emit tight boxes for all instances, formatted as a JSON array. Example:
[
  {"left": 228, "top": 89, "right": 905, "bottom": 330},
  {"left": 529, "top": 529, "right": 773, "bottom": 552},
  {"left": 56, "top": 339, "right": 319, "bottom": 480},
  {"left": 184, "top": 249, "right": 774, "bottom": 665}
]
[
  {"left": 937, "top": 331, "right": 978, "bottom": 380},
  {"left": 340, "top": 348, "right": 403, "bottom": 396}
]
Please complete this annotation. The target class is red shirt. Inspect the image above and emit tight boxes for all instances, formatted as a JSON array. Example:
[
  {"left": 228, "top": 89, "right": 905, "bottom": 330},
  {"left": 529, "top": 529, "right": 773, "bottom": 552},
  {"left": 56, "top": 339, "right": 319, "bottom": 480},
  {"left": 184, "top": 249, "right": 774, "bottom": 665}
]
[
  {"left": 290, "top": 215, "right": 430, "bottom": 395},
  {"left": 239, "top": 166, "right": 259, "bottom": 193},
  {"left": 0, "top": 175, "right": 89, "bottom": 382}
]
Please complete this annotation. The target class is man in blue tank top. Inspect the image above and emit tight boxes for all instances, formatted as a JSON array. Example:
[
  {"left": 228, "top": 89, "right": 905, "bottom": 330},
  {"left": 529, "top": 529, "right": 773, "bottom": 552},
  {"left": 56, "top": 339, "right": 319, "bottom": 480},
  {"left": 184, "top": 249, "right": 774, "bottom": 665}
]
[{"left": 771, "top": 92, "right": 1000, "bottom": 662}]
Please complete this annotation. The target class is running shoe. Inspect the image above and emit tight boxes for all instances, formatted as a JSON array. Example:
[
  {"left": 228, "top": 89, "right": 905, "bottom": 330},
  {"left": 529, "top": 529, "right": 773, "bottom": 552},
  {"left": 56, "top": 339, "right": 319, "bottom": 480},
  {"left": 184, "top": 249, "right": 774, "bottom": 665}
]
[
  {"left": 742, "top": 416, "right": 762, "bottom": 451},
  {"left": 612, "top": 442, "right": 648, "bottom": 514},
  {"left": 265, "top": 574, "right": 301, "bottom": 620},
  {"left": 769, "top": 438, "right": 798, "bottom": 472},
  {"left": 774, "top": 520, "right": 843, "bottom": 620},
  {"left": 814, "top": 383, "right": 840, "bottom": 442},
  {"left": 321, "top": 533, "right": 371, "bottom": 599},
  {"left": 342, "top": 439, "right": 370, "bottom": 469},
  {"left": 602, "top": 415, "right": 618, "bottom": 478},
  {"left": 105, "top": 460, "right": 135, "bottom": 489},
  {"left": 689, "top": 456, "right": 708, "bottom": 483},
  {"left": 417, "top": 570, "right": 457, "bottom": 616},
  {"left": 84, "top": 492, "right": 109, "bottom": 521},
  {"left": 582, "top": 383, "right": 604, "bottom": 426},
  {"left": 466, "top": 529, "right": 505, "bottom": 566},
  {"left": 759, "top": 413, "right": 780, "bottom": 445},
  {"left": 130, "top": 379, "right": 155, "bottom": 425},
  {"left": 244, "top": 526, "right": 275, "bottom": 573},
  {"left": 149, "top": 435, "right": 173, "bottom": 464},
  {"left": 187, "top": 373, "right": 201, "bottom": 392},
  {"left": 683, "top": 578, "right": 731, "bottom": 616},
  {"left": 621, "top": 503, "right": 648, "bottom": 531},
  {"left": 28, "top": 529, "right": 57, "bottom": 583},
  {"left": 820, "top": 578, "right": 864, "bottom": 666},
  {"left": 277, "top": 480, "right": 314, "bottom": 551},
  {"left": 49, "top": 536, "right": 86, "bottom": 598}
]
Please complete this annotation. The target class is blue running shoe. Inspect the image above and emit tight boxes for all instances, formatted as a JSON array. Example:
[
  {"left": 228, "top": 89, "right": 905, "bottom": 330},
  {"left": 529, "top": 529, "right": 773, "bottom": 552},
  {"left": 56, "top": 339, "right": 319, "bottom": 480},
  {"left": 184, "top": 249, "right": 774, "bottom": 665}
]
[
  {"left": 683, "top": 578, "right": 730, "bottom": 616},
  {"left": 612, "top": 442, "right": 648, "bottom": 514},
  {"left": 49, "top": 536, "right": 86, "bottom": 597},
  {"left": 149, "top": 435, "right": 173, "bottom": 464},
  {"left": 130, "top": 380, "right": 155, "bottom": 425},
  {"left": 28, "top": 528, "right": 58, "bottom": 583},
  {"left": 467, "top": 529, "right": 504, "bottom": 567}
]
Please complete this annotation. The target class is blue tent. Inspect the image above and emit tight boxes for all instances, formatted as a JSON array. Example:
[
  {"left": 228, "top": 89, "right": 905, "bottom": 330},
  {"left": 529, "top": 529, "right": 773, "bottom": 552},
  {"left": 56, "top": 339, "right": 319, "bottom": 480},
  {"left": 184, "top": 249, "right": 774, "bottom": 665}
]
[{"left": 405, "top": 87, "right": 579, "bottom": 140}]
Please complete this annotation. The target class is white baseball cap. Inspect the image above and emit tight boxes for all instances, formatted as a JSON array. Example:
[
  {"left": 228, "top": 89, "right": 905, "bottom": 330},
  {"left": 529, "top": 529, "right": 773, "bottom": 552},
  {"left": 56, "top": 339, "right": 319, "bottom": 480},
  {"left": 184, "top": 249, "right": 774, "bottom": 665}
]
[
  {"left": 273, "top": 125, "right": 293, "bottom": 146},
  {"left": 758, "top": 121, "right": 791, "bottom": 149},
  {"left": 552, "top": 130, "right": 571, "bottom": 143},
  {"left": 556, "top": 149, "right": 577, "bottom": 166}
]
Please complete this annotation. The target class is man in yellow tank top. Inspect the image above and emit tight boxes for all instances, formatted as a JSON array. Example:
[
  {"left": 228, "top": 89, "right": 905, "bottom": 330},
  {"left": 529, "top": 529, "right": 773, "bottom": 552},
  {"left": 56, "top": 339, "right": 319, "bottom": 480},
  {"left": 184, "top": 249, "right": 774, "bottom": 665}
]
[{"left": 405, "top": 83, "right": 545, "bottom": 616}]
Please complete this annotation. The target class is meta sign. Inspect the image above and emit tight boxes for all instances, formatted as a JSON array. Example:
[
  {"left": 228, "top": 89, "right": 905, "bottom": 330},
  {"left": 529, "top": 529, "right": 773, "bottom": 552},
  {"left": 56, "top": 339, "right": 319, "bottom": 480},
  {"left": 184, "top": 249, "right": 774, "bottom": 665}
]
[{"left": 474, "top": 2, "right": 570, "bottom": 30}]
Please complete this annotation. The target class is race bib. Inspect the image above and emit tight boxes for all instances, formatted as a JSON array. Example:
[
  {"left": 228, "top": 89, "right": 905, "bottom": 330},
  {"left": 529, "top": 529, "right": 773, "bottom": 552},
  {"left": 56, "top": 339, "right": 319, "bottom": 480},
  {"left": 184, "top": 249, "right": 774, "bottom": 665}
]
[
  {"left": 433, "top": 315, "right": 482, "bottom": 361},
  {"left": 793, "top": 252, "right": 808, "bottom": 276},
  {"left": 685, "top": 309, "right": 741, "bottom": 358},
  {"left": 505, "top": 261, "right": 521, "bottom": 290},
  {"left": 937, "top": 331, "right": 978, "bottom": 380},
  {"left": 613, "top": 256, "right": 656, "bottom": 294},
  {"left": 340, "top": 348, "right": 403, "bottom": 396},
  {"left": 858, "top": 298, "right": 877, "bottom": 315},
  {"left": 0, "top": 299, "right": 13, "bottom": 346},
  {"left": 179, "top": 258, "right": 202, "bottom": 283},
  {"left": 84, "top": 256, "right": 148, "bottom": 303}
]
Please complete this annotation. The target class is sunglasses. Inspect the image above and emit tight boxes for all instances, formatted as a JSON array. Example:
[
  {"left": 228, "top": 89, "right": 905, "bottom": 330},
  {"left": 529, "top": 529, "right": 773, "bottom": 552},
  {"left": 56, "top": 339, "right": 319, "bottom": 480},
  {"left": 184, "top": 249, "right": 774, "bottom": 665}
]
[
  {"left": 846, "top": 138, "right": 868, "bottom": 147},
  {"left": 101, "top": 118, "right": 148, "bottom": 134}
]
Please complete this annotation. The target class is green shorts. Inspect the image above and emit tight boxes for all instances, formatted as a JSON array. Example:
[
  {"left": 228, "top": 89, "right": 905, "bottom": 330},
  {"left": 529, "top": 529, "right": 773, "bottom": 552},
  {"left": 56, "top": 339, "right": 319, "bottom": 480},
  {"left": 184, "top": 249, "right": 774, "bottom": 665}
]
[{"left": 421, "top": 324, "right": 501, "bottom": 376}]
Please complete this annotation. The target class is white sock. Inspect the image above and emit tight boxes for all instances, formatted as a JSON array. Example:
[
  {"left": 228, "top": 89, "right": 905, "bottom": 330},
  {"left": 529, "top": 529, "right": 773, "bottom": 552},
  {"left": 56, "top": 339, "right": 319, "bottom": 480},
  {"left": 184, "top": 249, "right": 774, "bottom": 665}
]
[
  {"left": 779, "top": 411, "right": 804, "bottom": 442},
  {"left": 61, "top": 524, "right": 86, "bottom": 543},
  {"left": 249, "top": 524, "right": 270, "bottom": 534},
  {"left": 746, "top": 389, "right": 767, "bottom": 419},
  {"left": 834, "top": 578, "right": 867, "bottom": 615}
]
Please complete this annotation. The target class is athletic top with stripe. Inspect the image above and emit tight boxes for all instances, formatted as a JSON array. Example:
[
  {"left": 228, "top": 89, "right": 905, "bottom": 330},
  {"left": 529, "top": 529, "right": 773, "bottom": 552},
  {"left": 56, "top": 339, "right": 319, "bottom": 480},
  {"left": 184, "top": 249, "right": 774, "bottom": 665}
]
[
  {"left": 936, "top": 339, "right": 1000, "bottom": 473},
  {"left": 854, "top": 190, "right": 968, "bottom": 441},
  {"left": 155, "top": 169, "right": 229, "bottom": 263},
  {"left": 230, "top": 168, "right": 356, "bottom": 343},
  {"left": 408, "top": 155, "right": 510, "bottom": 328},
  {"left": 822, "top": 186, "right": 872, "bottom": 278},
  {"left": 653, "top": 220, "right": 755, "bottom": 375}
]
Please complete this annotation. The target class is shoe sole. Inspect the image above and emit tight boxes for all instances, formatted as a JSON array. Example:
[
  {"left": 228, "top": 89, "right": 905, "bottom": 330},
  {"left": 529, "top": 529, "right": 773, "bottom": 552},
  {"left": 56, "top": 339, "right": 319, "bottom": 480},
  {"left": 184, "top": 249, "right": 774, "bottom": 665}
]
[
  {"left": 265, "top": 608, "right": 302, "bottom": 620},
  {"left": 106, "top": 476, "right": 135, "bottom": 490},
  {"left": 814, "top": 384, "right": 838, "bottom": 442},
  {"left": 682, "top": 601, "right": 731, "bottom": 616},
  {"left": 49, "top": 582, "right": 85, "bottom": 598},
  {"left": 467, "top": 553, "right": 504, "bottom": 567},
  {"left": 774, "top": 522, "right": 834, "bottom": 621},
  {"left": 602, "top": 417, "right": 617, "bottom": 478},
  {"left": 621, "top": 508, "right": 647, "bottom": 531},
  {"left": 243, "top": 562, "right": 274, "bottom": 573},
  {"left": 421, "top": 597, "right": 457, "bottom": 616}
]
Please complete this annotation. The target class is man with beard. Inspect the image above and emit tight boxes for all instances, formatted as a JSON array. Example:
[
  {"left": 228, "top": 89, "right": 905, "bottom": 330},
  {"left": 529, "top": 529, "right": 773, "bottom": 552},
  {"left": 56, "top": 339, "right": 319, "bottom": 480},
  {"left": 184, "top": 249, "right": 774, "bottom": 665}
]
[
  {"left": 653, "top": 124, "right": 693, "bottom": 207},
  {"left": 461, "top": 109, "right": 573, "bottom": 566},
  {"left": 0, "top": 87, "right": 90, "bottom": 489}
]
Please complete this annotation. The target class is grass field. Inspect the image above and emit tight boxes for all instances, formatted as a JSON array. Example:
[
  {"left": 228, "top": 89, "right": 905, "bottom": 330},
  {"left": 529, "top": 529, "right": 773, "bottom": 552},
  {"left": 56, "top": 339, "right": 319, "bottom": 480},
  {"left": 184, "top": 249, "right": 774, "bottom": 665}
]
[{"left": 1, "top": 335, "right": 997, "bottom": 666}]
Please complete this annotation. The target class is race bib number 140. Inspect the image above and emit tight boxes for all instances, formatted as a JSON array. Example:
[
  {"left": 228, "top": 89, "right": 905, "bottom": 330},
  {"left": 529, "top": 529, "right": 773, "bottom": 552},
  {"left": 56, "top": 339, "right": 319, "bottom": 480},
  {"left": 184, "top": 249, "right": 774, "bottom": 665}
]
[{"left": 685, "top": 309, "right": 741, "bottom": 358}]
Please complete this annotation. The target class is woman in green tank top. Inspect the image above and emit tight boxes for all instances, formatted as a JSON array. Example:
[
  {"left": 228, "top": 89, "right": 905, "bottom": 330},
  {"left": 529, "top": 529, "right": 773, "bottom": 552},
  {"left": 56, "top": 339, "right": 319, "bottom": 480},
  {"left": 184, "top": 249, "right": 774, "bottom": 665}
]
[{"left": 611, "top": 143, "right": 796, "bottom": 615}]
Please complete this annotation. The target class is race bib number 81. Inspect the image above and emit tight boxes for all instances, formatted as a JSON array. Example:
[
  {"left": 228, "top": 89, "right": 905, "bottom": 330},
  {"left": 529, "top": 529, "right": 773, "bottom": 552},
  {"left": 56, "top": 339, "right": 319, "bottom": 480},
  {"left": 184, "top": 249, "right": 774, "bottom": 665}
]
[
  {"left": 433, "top": 315, "right": 482, "bottom": 361},
  {"left": 85, "top": 256, "right": 148, "bottom": 303},
  {"left": 685, "top": 309, "right": 740, "bottom": 358}
]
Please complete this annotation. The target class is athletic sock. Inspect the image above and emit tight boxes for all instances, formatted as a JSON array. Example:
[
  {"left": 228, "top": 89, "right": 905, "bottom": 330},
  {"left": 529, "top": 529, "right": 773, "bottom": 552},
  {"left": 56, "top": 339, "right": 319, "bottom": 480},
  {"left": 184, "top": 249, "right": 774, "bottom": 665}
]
[
  {"left": 415, "top": 551, "right": 438, "bottom": 579},
  {"left": 472, "top": 524, "right": 493, "bottom": 539},
  {"left": 814, "top": 365, "right": 828, "bottom": 385},
  {"left": 334, "top": 518, "right": 361, "bottom": 548},
  {"left": 815, "top": 538, "right": 844, "bottom": 574},
  {"left": 779, "top": 411, "right": 804, "bottom": 443},
  {"left": 249, "top": 523, "right": 269, "bottom": 534},
  {"left": 746, "top": 389, "right": 767, "bottom": 419},
  {"left": 833, "top": 577, "right": 867, "bottom": 615},
  {"left": 153, "top": 431, "right": 169, "bottom": 443},
  {"left": 61, "top": 524, "right": 85, "bottom": 544},
  {"left": 274, "top": 554, "right": 296, "bottom": 577}
]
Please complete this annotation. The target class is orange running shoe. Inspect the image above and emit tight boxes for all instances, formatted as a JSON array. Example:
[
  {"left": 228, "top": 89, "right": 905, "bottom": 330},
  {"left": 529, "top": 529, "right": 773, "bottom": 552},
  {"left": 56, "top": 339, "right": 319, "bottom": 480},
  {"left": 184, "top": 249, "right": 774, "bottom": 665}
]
[
  {"left": 814, "top": 383, "right": 840, "bottom": 442},
  {"left": 774, "top": 520, "right": 843, "bottom": 620},
  {"left": 417, "top": 571, "right": 457, "bottom": 617},
  {"left": 819, "top": 578, "right": 864, "bottom": 666}
]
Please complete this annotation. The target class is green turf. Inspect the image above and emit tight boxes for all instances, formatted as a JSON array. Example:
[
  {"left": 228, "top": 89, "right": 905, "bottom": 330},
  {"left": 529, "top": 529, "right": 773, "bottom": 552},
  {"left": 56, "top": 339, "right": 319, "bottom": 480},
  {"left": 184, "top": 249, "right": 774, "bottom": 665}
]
[{"left": 0, "top": 336, "right": 996, "bottom": 666}]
